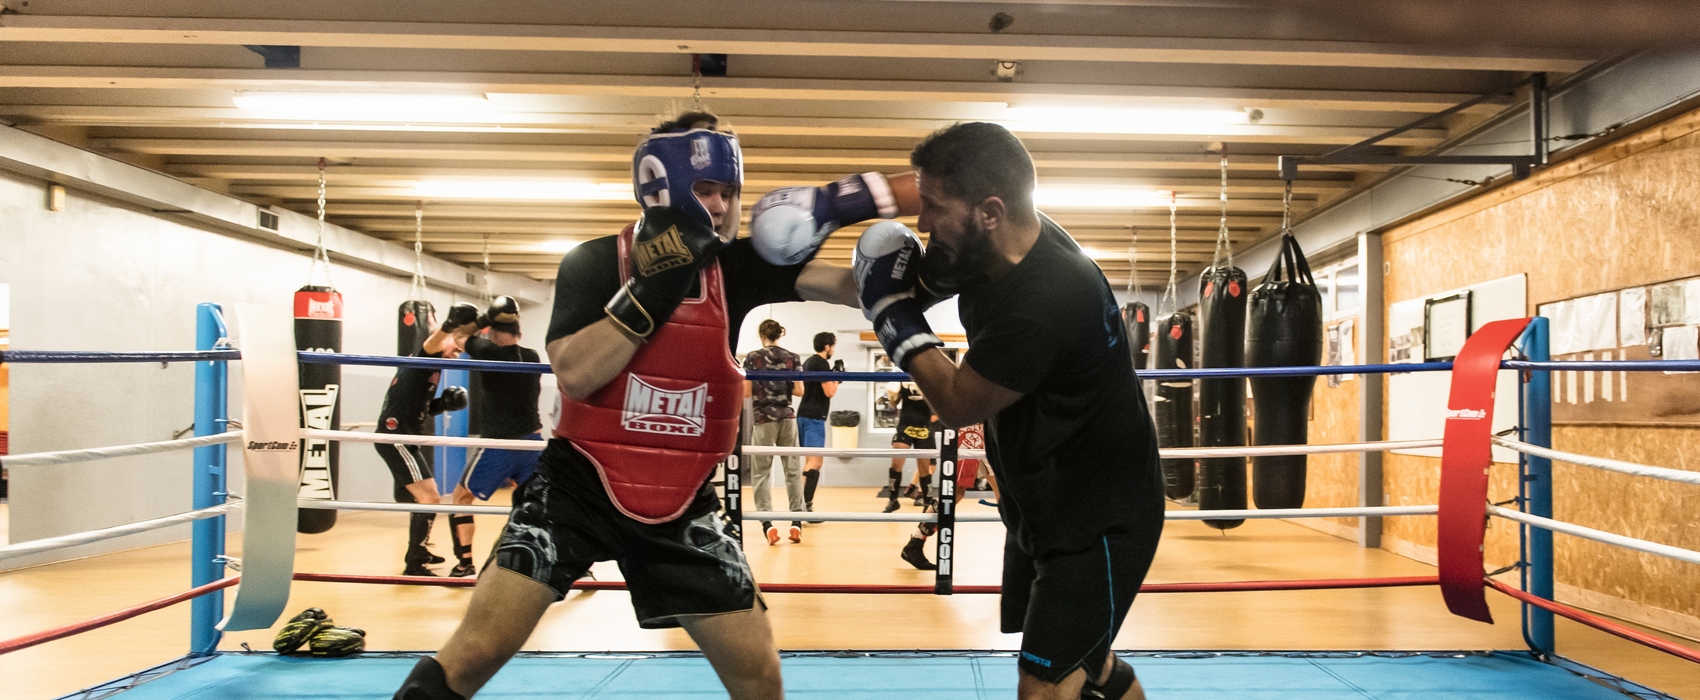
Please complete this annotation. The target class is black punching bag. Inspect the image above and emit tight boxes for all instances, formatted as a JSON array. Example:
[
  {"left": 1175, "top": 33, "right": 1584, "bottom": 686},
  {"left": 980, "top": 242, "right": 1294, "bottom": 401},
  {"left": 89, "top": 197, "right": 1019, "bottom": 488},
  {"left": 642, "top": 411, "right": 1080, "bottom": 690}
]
[
  {"left": 1153, "top": 312, "right": 1195, "bottom": 501},
  {"left": 1122, "top": 302, "right": 1152, "bottom": 372},
  {"left": 1197, "top": 265, "right": 1248, "bottom": 529},
  {"left": 1247, "top": 234, "right": 1324, "bottom": 509},
  {"left": 398, "top": 300, "right": 435, "bottom": 355},
  {"left": 295, "top": 285, "right": 343, "bottom": 534}
]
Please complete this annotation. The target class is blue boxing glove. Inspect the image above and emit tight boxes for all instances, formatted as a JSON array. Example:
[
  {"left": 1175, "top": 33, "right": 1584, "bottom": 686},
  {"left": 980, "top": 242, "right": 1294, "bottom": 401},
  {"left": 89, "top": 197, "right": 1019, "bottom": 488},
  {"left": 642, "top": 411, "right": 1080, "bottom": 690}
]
[
  {"left": 750, "top": 172, "right": 899, "bottom": 266},
  {"left": 854, "top": 221, "right": 943, "bottom": 371}
]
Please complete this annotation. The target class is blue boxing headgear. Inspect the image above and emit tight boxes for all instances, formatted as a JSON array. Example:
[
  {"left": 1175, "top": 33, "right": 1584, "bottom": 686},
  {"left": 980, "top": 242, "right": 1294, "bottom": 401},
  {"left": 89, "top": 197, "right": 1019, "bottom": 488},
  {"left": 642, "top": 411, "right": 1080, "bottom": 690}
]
[{"left": 633, "top": 127, "right": 743, "bottom": 237}]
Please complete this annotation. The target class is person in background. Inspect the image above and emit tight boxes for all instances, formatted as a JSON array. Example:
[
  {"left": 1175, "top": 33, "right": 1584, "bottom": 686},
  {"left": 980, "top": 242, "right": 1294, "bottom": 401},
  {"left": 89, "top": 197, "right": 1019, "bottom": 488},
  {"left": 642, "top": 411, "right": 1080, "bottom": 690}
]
[
  {"left": 881, "top": 381, "right": 936, "bottom": 513},
  {"left": 797, "top": 331, "right": 841, "bottom": 516},
  {"left": 743, "top": 319, "right": 805, "bottom": 544},
  {"left": 446, "top": 295, "right": 545, "bottom": 578}
]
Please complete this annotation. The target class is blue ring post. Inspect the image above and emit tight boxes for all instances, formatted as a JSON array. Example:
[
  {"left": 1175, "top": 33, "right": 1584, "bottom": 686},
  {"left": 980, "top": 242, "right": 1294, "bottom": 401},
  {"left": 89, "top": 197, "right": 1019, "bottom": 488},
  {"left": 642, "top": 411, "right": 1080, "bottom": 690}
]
[
  {"left": 190, "top": 303, "right": 230, "bottom": 654},
  {"left": 1522, "top": 317, "right": 1555, "bottom": 654}
]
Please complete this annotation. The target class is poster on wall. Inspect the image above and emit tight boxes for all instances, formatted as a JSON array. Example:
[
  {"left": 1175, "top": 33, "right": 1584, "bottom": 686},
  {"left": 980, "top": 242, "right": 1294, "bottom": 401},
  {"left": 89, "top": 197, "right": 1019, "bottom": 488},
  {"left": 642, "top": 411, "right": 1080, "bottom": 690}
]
[
  {"left": 1540, "top": 278, "right": 1700, "bottom": 425},
  {"left": 1387, "top": 274, "right": 1525, "bottom": 461}
]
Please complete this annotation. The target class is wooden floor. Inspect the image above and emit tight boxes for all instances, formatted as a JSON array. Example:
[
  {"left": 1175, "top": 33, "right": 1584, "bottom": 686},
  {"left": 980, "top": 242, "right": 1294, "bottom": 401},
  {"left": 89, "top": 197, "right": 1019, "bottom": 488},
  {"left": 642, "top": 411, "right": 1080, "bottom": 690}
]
[{"left": 2, "top": 488, "right": 1696, "bottom": 699}]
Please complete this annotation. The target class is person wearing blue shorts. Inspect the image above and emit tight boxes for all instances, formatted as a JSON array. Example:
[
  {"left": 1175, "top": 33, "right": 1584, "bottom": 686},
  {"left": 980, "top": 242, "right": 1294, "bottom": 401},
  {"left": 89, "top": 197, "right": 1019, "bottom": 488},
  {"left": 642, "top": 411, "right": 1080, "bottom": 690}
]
[
  {"left": 445, "top": 295, "right": 544, "bottom": 578},
  {"left": 797, "top": 332, "right": 841, "bottom": 515}
]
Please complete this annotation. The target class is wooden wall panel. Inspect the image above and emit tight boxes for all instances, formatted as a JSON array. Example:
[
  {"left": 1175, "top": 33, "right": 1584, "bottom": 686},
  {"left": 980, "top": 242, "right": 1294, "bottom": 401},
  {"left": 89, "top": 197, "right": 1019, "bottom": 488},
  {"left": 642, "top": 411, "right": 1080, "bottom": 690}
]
[{"left": 1369, "top": 103, "right": 1700, "bottom": 636}]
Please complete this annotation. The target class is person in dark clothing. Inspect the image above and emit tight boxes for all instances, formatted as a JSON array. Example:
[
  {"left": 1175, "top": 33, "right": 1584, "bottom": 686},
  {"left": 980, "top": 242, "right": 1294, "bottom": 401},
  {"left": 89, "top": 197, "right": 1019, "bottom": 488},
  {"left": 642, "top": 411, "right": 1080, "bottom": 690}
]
[
  {"left": 443, "top": 295, "right": 544, "bottom": 578},
  {"left": 881, "top": 382, "right": 937, "bottom": 513},
  {"left": 852, "top": 122, "right": 1163, "bottom": 700},
  {"left": 375, "top": 303, "right": 480, "bottom": 576},
  {"left": 797, "top": 331, "right": 840, "bottom": 514}
]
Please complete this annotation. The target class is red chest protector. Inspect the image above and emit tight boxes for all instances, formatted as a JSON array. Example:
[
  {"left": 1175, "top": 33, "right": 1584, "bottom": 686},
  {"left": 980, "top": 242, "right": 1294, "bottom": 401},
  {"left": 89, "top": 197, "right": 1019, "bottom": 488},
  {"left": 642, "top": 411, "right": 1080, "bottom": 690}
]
[{"left": 556, "top": 225, "right": 744, "bottom": 523}]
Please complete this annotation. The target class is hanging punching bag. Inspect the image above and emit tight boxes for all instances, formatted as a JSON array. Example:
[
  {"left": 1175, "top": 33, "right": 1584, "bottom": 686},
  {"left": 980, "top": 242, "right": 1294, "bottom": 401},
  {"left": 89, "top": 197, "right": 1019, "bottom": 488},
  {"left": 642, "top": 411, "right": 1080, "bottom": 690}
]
[
  {"left": 1197, "top": 265, "right": 1248, "bottom": 529},
  {"left": 1122, "top": 302, "right": 1152, "bottom": 372},
  {"left": 1247, "top": 234, "right": 1324, "bottom": 509},
  {"left": 295, "top": 285, "right": 343, "bottom": 534},
  {"left": 397, "top": 300, "right": 435, "bottom": 355},
  {"left": 1153, "top": 312, "right": 1195, "bottom": 500}
]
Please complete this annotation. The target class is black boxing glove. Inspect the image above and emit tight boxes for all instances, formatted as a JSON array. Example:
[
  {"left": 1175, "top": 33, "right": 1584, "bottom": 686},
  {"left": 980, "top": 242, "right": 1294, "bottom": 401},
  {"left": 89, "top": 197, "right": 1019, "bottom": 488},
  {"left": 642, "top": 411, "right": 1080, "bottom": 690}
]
[
  {"left": 832, "top": 359, "right": 845, "bottom": 372},
  {"left": 485, "top": 295, "right": 520, "bottom": 332},
  {"left": 914, "top": 249, "right": 984, "bottom": 311},
  {"left": 605, "top": 206, "right": 726, "bottom": 338},
  {"left": 440, "top": 302, "right": 480, "bottom": 333},
  {"left": 428, "top": 386, "right": 469, "bottom": 415}
]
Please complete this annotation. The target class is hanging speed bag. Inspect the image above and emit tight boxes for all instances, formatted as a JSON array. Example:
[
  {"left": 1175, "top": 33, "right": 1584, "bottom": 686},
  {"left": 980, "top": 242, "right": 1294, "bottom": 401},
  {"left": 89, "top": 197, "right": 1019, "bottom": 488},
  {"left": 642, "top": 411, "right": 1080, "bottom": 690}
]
[
  {"left": 397, "top": 300, "right": 435, "bottom": 356},
  {"left": 1122, "top": 301, "right": 1152, "bottom": 372},
  {"left": 295, "top": 285, "right": 343, "bottom": 534},
  {"left": 1153, "top": 311, "right": 1195, "bottom": 501},
  {"left": 1197, "top": 265, "right": 1248, "bottom": 529},
  {"left": 1247, "top": 234, "right": 1324, "bottom": 510}
]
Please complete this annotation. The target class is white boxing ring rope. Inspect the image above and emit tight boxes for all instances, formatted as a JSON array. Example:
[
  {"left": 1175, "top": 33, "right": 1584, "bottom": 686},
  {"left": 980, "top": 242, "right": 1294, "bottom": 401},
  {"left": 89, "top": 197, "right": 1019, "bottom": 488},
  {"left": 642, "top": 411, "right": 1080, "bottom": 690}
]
[
  {"left": 1487, "top": 505, "right": 1700, "bottom": 566},
  {"left": 1494, "top": 437, "right": 1700, "bottom": 486},
  {"left": 0, "top": 502, "right": 239, "bottom": 560},
  {"left": 0, "top": 432, "right": 243, "bottom": 469}
]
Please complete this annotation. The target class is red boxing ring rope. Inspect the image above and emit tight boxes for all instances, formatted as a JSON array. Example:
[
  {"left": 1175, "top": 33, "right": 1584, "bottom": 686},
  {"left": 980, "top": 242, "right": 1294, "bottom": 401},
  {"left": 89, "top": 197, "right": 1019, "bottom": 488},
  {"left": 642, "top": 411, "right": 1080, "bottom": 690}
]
[
  {"left": 1486, "top": 579, "right": 1700, "bottom": 665},
  {"left": 0, "top": 576, "right": 240, "bottom": 656},
  {"left": 294, "top": 571, "right": 1438, "bottom": 594}
]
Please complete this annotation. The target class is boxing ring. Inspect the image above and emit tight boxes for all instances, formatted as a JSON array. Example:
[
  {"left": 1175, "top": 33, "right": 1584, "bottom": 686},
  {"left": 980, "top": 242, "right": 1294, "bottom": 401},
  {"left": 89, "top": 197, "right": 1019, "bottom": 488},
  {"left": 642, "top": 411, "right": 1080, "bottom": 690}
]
[{"left": 2, "top": 305, "right": 1698, "bottom": 698}]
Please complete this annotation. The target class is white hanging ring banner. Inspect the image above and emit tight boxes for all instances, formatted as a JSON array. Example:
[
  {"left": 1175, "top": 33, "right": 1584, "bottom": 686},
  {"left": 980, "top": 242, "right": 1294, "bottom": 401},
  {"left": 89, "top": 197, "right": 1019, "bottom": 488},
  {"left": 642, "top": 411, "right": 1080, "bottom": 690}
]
[{"left": 220, "top": 304, "right": 302, "bottom": 632}]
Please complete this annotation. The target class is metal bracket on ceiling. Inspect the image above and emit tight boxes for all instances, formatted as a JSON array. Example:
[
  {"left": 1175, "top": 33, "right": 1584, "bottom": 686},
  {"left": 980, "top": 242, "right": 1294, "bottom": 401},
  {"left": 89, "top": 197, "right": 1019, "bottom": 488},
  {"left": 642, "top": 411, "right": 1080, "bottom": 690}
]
[
  {"left": 245, "top": 45, "right": 302, "bottom": 70},
  {"left": 1279, "top": 73, "right": 1548, "bottom": 183}
]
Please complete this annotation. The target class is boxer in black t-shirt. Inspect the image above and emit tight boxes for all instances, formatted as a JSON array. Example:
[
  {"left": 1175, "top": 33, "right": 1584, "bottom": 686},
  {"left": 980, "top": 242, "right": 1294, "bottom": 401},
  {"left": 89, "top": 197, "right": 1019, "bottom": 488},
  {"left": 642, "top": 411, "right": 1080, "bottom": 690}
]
[
  {"left": 796, "top": 332, "right": 840, "bottom": 515},
  {"left": 882, "top": 382, "right": 938, "bottom": 513},
  {"left": 852, "top": 122, "right": 1162, "bottom": 700}
]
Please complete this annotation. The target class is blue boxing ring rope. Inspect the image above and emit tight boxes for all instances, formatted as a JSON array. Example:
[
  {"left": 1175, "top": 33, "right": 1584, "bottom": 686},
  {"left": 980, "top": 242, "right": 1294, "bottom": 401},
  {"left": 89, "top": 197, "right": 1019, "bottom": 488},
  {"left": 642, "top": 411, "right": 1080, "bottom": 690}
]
[{"left": 2, "top": 308, "right": 1699, "bottom": 699}]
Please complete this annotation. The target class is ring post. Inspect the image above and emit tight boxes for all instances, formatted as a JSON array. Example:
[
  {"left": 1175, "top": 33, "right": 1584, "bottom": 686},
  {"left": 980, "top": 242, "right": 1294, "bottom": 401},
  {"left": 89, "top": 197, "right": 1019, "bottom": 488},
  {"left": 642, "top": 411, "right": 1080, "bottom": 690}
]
[
  {"left": 1522, "top": 317, "right": 1555, "bottom": 653},
  {"left": 935, "top": 428, "right": 958, "bottom": 595},
  {"left": 723, "top": 447, "right": 744, "bottom": 544},
  {"left": 190, "top": 303, "right": 229, "bottom": 654}
]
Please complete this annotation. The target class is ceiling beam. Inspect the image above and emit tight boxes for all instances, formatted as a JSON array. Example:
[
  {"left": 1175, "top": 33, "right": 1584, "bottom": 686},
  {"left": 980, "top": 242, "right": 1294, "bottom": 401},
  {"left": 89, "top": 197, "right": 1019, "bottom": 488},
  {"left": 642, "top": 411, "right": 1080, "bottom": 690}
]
[
  {"left": 5, "top": 106, "right": 1448, "bottom": 145},
  {"left": 0, "top": 66, "right": 1494, "bottom": 113},
  {"left": 0, "top": 16, "right": 1596, "bottom": 71}
]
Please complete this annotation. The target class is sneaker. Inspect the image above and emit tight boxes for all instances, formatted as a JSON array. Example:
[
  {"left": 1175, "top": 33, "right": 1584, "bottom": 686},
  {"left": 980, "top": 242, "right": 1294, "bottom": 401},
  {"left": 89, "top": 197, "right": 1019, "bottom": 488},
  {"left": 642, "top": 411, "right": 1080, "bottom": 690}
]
[
  {"left": 425, "top": 553, "right": 446, "bottom": 565},
  {"left": 882, "top": 498, "right": 901, "bottom": 513},
  {"left": 913, "top": 495, "right": 926, "bottom": 507},
  {"left": 402, "top": 563, "right": 438, "bottom": 577},
  {"left": 788, "top": 525, "right": 802, "bottom": 543},
  {"left": 900, "top": 539, "right": 937, "bottom": 570},
  {"left": 766, "top": 526, "right": 781, "bottom": 546},
  {"left": 902, "top": 484, "right": 920, "bottom": 499},
  {"left": 877, "top": 486, "right": 894, "bottom": 498},
  {"left": 449, "top": 561, "right": 477, "bottom": 578}
]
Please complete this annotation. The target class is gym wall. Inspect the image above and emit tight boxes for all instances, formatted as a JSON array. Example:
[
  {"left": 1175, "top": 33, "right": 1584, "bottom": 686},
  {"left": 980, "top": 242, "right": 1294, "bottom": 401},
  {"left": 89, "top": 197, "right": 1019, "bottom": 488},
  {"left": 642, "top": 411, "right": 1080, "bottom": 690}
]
[
  {"left": 0, "top": 170, "right": 528, "bottom": 569},
  {"left": 1368, "top": 102, "right": 1700, "bottom": 639}
]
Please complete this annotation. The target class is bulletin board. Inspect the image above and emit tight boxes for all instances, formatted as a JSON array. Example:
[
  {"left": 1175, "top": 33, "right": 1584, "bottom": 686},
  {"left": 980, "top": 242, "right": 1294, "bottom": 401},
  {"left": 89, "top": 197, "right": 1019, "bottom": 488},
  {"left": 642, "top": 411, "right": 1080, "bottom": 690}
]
[
  {"left": 1538, "top": 277, "right": 1700, "bottom": 425},
  {"left": 1387, "top": 273, "right": 1526, "bottom": 461}
]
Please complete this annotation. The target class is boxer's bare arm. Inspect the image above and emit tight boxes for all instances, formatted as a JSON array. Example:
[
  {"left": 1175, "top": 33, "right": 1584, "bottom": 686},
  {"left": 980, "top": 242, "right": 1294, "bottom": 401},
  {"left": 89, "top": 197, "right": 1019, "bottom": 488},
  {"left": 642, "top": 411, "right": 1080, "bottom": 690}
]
[
  {"left": 903, "top": 347, "right": 1022, "bottom": 428},
  {"left": 547, "top": 317, "right": 643, "bottom": 401},
  {"left": 796, "top": 260, "right": 859, "bottom": 306}
]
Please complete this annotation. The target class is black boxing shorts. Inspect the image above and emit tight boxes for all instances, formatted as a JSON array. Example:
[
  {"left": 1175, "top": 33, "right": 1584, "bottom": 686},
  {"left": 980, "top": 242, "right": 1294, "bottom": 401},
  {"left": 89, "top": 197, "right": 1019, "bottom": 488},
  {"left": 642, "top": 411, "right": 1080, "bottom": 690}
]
[
  {"left": 891, "top": 423, "right": 936, "bottom": 449},
  {"left": 1001, "top": 527, "right": 1161, "bottom": 684},
  {"left": 490, "top": 444, "right": 760, "bottom": 628}
]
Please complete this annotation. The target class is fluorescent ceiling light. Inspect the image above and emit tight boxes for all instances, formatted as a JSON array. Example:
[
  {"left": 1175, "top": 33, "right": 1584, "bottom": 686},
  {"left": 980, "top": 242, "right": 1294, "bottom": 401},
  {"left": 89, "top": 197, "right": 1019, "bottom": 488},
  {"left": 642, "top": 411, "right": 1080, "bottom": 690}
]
[
  {"left": 1033, "top": 187, "right": 1172, "bottom": 209},
  {"left": 538, "top": 240, "right": 580, "bottom": 253},
  {"left": 413, "top": 181, "right": 631, "bottom": 201},
  {"left": 233, "top": 92, "right": 491, "bottom": 120},
  {"left": 1000, "top": 106, "right": 1255, "bottom": 135},
  {"left": 1078, "top": 247, "right": 1132, "bottom": 260}
]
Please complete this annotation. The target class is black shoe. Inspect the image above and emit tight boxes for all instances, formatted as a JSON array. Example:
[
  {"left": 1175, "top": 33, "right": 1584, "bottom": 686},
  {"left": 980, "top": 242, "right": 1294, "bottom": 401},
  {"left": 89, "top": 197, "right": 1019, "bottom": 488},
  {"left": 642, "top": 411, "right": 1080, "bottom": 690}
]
[
  {"left": 877, "top": 486, "right": 893, "bottom": 498},
  {"left": 913, "top": 495, "right": 926, "bottom": 506},
  {"left": 902, "top": 484, "right": 920, "bottom": 499},
  {"left": 402, "top": 563, "right": 438, "bottom": 577},
  {"left": 901, "top": 539, "right": 936, "bottom": 570},
  {"left": 449, "top": 561, "right": 477, "bottom": 578},
  {"left": 882, "top": 498, "right": 901, "bottom": 513},
  {"left": 425, "top": 553, "right": 446, "bottom": 565}
]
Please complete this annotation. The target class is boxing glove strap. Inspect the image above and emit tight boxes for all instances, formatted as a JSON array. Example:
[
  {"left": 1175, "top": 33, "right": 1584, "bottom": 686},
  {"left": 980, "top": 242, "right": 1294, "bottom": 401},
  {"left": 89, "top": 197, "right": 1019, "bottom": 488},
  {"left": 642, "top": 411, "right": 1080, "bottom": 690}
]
[
  {"left": 604, "top": 281, "right": 670, "bottom": 339},
  {"left": 874, "top": 297, "right": 942, "bottom": 371}
]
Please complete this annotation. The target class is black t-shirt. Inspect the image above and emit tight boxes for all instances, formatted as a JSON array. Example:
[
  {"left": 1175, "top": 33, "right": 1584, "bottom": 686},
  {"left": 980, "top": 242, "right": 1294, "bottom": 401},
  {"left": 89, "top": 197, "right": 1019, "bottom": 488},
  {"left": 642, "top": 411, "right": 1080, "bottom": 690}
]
[
  {"left": 545, "top": 233, "right": 806, "bottom": 517},
  {"left": 896, "top": 384, "right": 932, "bottom": 427},
  {"left": 798, "top": 354, "right": 833, "bottom": 419},
  {"left": 958, "top": 215, "right": 1164, "bottom": 557},
  {"left": 464, "top": 336, "right": 543, "bottom": 439},
  {"left": 376, "top": 348, "right": 447, "bottom": 435}
]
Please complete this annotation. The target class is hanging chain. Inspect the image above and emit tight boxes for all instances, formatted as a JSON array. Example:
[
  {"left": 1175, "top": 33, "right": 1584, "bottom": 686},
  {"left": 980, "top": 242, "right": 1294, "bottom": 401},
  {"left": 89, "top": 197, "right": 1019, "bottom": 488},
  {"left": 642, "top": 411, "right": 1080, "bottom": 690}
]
[
  {"left": 1281, "top": 179, "right": 1294, "bottom": 234},
  {"left": 481, "top": 233, "right": 494, "bottom": 305},
  {"left": 408, "top": 200, "right": 427, "bottom": 300},
  {"left": 306, "top": 157, "right": 334, "bottom": 287},
  {"left": 1161, "top": 191, "right": 1179, "bottom": 316},
  {"left": 1126, "top": 225, "right": 1140, "bottom": 297},
  {"left": 691, "top": 56, "right": 705, "bottom": 112},
  {"left": 1212, "top": 151, "right": 1232, "bottom": 270}
]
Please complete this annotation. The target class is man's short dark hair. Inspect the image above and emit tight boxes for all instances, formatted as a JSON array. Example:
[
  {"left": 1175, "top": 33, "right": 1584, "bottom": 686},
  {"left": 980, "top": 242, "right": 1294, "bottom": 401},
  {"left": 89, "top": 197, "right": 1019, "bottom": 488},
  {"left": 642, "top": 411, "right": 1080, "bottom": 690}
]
[
  {"left": 813, "top": 332, "right": 837, "bottom": 352},
  {"left": 758, "top": 319, "right": 785, "bottom": 342},
  {"left": 909, "top": 122, "right": 1036, "bottom": 214}
]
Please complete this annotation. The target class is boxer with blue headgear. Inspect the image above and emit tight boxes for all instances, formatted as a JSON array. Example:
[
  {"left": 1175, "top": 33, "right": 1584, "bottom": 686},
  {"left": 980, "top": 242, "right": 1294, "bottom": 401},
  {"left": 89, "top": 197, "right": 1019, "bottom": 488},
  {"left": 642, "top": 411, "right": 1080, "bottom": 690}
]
[{"left": 633, "top": 115, "right": 744, "bottom": 241}]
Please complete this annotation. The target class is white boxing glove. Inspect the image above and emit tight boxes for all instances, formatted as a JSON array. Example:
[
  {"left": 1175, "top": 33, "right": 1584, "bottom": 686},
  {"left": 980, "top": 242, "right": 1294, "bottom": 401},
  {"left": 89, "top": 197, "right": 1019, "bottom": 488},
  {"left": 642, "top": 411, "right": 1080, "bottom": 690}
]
[{"left": 750, "top": 172, "right": 898, "bottom": 266}]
